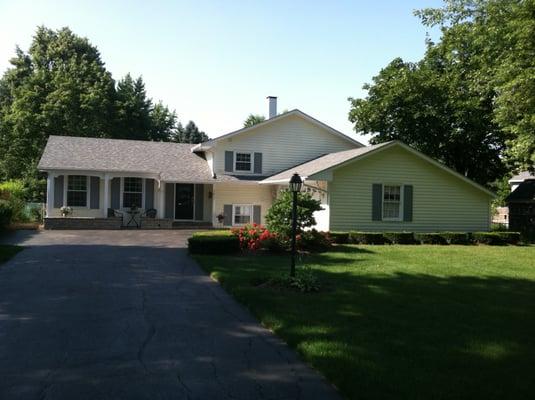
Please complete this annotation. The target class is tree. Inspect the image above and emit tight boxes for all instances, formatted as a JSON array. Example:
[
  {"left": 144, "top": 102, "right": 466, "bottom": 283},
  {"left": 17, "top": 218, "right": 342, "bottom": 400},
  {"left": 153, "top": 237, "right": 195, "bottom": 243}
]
[
  {"left": 175, "top": 121, "right": 209, "bottom": 144},
  {"left": 265, "top": 190, "right": 323, "bottom": 238},
  {"left": 114, "top": 74, "right": 152, "bottom": 140},
  {"left": 349, "top": 55, "right": 506, "bottom": 186},
  {"left": 415, "top": 0, "right": 535, "bottom": 171},
  {"left": 149, "top": 102, "right": 177, "bottom": 141},
  {"left": 0, "top": 26, "right": 115, "bottom": 180},
  {"left": 243, "top": 114, "right": 265, "bottom": 128}
]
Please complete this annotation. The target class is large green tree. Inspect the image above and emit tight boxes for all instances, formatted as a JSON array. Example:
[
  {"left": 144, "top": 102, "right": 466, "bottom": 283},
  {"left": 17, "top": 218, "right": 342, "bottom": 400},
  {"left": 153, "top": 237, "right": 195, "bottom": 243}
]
[
  {"left": 173, "top": 120, "right": 209, "bottom": 144},
  {"left": 0, "top": 26, "right": 115, "bottom": 180},
  {"left": 350, "top": 0, "right": 535, "bottom": 185}
]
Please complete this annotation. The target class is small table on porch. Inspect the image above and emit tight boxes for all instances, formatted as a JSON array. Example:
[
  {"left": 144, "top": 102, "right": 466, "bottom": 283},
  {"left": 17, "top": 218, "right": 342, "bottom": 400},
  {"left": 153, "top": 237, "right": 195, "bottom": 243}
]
[{"left": 125, "top": 208, "right": 141, "bottom": 228}]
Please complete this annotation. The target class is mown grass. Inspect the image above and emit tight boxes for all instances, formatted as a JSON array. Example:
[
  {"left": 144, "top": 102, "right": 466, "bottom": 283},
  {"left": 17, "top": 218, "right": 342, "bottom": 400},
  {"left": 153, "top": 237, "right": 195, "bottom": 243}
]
[
  {"left": 0, "top": 245, "right": 23, "bottom": 265},
  {"left": 195, "top": 245, "right": 535, "bottom": 400}
]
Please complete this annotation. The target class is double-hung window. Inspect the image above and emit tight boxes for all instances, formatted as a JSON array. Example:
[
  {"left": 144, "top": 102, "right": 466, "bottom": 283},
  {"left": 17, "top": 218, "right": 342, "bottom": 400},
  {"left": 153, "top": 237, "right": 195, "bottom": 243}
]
[
  {"left": 235, "top": 152, "right": 252, "bottom": 172},
  {"left": 67, "top": 175, "right": 88, "bottom": 207},
  {"left": 123, "top": 177, "right": 143, "bottom": 208},
  {"left": 233, "top": 204, "right": 252, "bottom": 225},
  {"left": 383, "top": 185, "right": 402, "bottom": 220}
]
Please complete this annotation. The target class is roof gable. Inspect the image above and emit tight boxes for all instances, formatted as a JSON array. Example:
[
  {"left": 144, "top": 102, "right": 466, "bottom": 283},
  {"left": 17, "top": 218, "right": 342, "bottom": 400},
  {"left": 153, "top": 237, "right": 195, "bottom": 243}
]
[{"left": 192, "top": 109, "right": 363, "bottom": 151}]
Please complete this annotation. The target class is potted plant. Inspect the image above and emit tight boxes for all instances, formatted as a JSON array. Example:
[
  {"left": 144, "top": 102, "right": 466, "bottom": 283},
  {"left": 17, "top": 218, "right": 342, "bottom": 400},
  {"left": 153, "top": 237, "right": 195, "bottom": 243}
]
[{"left": 60, "top": 206, "right": 72, "bottom": 217}]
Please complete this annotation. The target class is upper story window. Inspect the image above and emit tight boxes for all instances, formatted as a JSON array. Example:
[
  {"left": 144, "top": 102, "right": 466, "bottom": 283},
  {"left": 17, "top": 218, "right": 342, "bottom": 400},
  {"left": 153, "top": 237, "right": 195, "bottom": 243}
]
[
  {"left": 383, "top": 185, "right": 401, "bottom": 220},
  {"left": 67, "top": 175, "right": 88, "bottom": 207},
  {"left": 235, "top": 152, "right": 252, "bottom": 172},
  {"left": 123, "top": 177, "right": 143, "bottom": 208}
]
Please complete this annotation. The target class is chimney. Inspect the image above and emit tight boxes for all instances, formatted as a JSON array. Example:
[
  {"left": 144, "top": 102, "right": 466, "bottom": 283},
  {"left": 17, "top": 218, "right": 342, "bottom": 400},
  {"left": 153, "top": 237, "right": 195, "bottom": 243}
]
[{"left": 267, "top": 96, "right": 277, "bottom": 119}]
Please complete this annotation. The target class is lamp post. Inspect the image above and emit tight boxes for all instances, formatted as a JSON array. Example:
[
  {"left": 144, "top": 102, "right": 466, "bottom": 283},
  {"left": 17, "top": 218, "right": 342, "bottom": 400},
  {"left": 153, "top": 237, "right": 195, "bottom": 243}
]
[{"left": 289, "top": 173, "right": 303, "bottom": 277}]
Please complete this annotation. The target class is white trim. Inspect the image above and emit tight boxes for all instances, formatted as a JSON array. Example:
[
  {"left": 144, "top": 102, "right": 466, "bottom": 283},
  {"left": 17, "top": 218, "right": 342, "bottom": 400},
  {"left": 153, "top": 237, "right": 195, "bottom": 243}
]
[
  {"left": 381, "top": 184, "right": 403, "bottom": 222},
  {"left": 234, "top": 151, "right": 254, "bottom": 173}
]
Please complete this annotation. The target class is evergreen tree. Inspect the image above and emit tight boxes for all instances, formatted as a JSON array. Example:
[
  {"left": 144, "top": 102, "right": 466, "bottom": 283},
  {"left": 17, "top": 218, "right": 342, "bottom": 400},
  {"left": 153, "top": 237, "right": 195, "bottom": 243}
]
[{"left": 114, "top": 74, "right": 152, "bottom": 140}]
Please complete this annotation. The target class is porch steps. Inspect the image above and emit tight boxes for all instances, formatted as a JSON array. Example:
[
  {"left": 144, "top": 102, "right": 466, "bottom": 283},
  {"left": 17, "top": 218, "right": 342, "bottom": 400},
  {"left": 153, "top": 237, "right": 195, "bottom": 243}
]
[{"left": 171, "top": 221, "right": 213, "bottom": 230}]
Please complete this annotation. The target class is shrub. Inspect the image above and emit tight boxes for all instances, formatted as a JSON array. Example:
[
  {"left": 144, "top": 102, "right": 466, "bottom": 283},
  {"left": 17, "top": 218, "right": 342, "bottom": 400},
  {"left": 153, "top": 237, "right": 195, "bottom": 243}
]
[
  {"left": 384, "top": 232, "right": 416, "bottom": 244},
  {"left": 0, "top": 180, "right": 28, "bottom": 222},
  {"left": 0, "top": 200, "right": 13, "bottom": 231},
  {"left": 329, "top": 232, "right": 350, "bottom": 244},
  {"left": 298, "top": 230, "right": 332, "bottom": 252},
  {"left": 497, "top": 232, "right": 521, "bottom": 245},
  {"left": 188, "top": 235, "right": 240, "bottom": 254},
  {"left": 349, "top": 231, "right": 387, "bottom": 244},
  {"left": 440, "top": 232, "right": 471, "bottom": 245},
  {"left": 266, "top": 190, "right": 323, "bottom": 237},
  {"left": 472, "top": 232, "right": 504, "bottom": 245},
  {"left": 231, "top": 223, "right": 275, "bottom": 252},
  {"left": 415, "top": 233, "right": 448, "bottom": 245},
  {"left": 268, "top": 267, "right": 321, "bottom": 293}
]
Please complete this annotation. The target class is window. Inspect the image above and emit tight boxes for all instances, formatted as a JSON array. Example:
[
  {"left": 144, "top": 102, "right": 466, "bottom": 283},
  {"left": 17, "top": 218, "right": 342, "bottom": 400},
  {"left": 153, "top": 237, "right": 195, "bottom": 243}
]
[
  {"left": 233, "top": 204, "right": 252, "bottom": 225},
  {"left": 67, "top": 175, "right": 87, "bottom": 207},
  {"left": 383, "top": 185, "right": 401, "bottom": 220},
  {"left": 123, "top": 177, "right": 143, "bottom": 208},
  {"left": 235, "top": 152, "right": 252, "bottom": 172}
]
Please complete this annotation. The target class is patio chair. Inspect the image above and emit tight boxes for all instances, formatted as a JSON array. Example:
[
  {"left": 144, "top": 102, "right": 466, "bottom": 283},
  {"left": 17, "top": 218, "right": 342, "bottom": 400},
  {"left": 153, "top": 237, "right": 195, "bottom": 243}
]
[
  {"left": 143, "top": 208, "right": 157, "bottom": 218},
  {"left": 107, "top": 208, "right": 124, "bottom": 218}
]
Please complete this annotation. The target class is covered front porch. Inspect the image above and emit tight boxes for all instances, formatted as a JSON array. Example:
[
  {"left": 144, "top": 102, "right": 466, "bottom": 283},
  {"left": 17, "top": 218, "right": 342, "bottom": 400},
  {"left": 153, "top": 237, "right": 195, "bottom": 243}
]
[{"left": 44, "top": 171, "right": 214, "bottom": 229}]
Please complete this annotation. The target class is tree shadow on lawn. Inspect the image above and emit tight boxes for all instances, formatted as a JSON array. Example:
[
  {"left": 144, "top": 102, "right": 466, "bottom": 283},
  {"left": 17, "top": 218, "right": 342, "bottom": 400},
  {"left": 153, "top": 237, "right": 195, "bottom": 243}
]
[{"left": 266, "top": 268, "right": 535, "bottom": 400}]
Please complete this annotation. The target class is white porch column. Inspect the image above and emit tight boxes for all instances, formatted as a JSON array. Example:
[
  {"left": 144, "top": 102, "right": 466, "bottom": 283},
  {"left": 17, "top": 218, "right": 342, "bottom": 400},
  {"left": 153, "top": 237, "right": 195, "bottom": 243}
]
[
  {"left": 103, "top": 174, "right": 110, "bottom": 217},
  {"left": 46, "top": 172, "right": 55, "bottom": 217},
  {"left": 158, "top": 182, "right": 166, "bottom": 219}
]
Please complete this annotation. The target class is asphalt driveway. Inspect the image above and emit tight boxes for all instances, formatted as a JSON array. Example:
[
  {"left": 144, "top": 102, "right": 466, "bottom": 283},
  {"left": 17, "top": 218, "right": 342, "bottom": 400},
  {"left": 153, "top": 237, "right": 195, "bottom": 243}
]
[{"left": 0, "top": 230, "right": 339, "bottom": 400}]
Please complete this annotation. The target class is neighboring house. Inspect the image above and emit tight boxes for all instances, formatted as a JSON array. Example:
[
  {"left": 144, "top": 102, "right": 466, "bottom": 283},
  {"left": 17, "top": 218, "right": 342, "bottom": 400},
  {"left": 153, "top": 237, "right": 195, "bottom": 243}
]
[
  {"left": 506, "top": 178, "right": 535, "bottom": 238},
  {"left": 492, "top": 206, "right": 509, "bottom": 227},
  {"left": 38, "top": 97, "right": 495, "bottom": 231},
  {"left": 509, "top": 171, "right": 535, "bottom": 192}
]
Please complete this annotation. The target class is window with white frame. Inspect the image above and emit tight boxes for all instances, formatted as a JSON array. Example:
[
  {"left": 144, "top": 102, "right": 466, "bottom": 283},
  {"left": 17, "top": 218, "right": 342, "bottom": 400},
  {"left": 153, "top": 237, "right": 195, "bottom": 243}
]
[
  {"left": 235, "top": 152, "right": 252, "bottom": 172},
  {"left": 123, "top": 177, "right": 143, "bottom": 208},
  {"left": 233, "top": 204, "right": 252, "bottom": 225},
  {"left": 67, "top": 175, "right": 88, "bottom": 207},
  {"left": 383, "top": 185, "right": 402, "bottom": 220}
]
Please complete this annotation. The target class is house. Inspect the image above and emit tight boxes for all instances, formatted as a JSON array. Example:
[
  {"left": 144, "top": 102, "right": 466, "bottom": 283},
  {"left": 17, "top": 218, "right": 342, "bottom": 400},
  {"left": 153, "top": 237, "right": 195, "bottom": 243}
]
[
  {"left": 505, "top": 178, "right": 535, "bottom": 238},
  {"left": 38, "top": 97, "right": 495, "bottom": 231}
]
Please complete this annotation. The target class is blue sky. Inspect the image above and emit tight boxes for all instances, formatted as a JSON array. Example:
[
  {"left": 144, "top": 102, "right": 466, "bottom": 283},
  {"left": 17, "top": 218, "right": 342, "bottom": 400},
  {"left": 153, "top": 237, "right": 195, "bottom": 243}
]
[{"left": 0, "top": 0, "right": 442, "bottom": 142}]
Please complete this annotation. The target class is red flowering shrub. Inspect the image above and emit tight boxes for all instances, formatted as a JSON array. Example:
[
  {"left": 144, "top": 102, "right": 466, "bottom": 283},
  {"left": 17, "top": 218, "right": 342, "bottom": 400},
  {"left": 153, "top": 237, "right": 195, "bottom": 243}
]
[{"left": 232, "top": 223, "right": 275, "bottom": 252}]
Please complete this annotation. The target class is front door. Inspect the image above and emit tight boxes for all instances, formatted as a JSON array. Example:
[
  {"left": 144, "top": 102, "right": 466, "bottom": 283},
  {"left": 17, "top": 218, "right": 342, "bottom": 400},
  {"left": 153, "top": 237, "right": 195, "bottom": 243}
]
[{"left": 175, "top": 184, "right": 194, "bottom": 220}]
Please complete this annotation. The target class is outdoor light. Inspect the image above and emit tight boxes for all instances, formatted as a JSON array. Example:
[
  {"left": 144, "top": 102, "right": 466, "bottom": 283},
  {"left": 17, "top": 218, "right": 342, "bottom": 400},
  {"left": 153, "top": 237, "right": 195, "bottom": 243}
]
[
  {"left": 289, "top": 173, "right": 302, "bottom": 277},
  {"left": 289, "top": 173, "right": 303, "bottom": 193}
]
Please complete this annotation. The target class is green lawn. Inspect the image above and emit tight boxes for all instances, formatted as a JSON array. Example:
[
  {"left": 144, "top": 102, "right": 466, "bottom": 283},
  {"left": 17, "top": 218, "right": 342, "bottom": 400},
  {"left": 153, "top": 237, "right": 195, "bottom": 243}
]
[
  {"left": 195, "top": 245, "right": 535, "bottom": 400},
  {"left": 0, "top": 244, "right": 22, "bottom": 264}
]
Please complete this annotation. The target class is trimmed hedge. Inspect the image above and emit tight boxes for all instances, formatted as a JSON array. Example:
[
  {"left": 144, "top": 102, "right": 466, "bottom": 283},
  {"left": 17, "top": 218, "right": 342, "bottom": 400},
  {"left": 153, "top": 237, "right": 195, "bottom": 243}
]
[
  {"left": 472, "top": 232, "right": 504, "bottom": 245},
  {"left": 497, "top": 232, "right": 521, "bottom": 245},
  {"left": 384, "top": 232, "right": 416, "bottom": 244},
  {"left": 415, "top": 233, "right": 448, "bottom": 245},
  {"left": 329, "top": 232, "right": 350, "bottom": 244},
  {"left": 188, "top": 234, "right": 240, "bottom": 254},
  {"left": 349, "top": 232, "right": 387, "bottom": 245},
  {"left": 440, "top": 232, "right": 472, "bottom": 245}
]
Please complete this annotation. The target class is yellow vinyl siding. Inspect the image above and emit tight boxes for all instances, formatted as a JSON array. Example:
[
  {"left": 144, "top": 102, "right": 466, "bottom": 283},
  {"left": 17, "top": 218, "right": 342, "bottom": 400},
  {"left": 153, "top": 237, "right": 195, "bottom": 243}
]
[
  {"left": 329, "top": 146, "right": 491, "bottom": 232},
  {"left": 212, "top": 115, "right": 357, "bottom": 176},
  {"left": 212, "top": 183, "right": 275, "bottom": 226}
]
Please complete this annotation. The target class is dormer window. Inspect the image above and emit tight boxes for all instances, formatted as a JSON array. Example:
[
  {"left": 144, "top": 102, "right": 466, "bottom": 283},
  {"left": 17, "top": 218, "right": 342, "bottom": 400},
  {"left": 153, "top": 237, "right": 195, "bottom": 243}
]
[{"left": 235, "top": 152, "right": 252, "bottom": 172}]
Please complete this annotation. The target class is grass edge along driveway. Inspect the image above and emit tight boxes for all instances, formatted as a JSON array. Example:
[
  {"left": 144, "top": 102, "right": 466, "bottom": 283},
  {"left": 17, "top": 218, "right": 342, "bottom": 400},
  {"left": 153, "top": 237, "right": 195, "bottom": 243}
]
[{"left": 194, "top": 244, "right": 535, "bottom": 400}]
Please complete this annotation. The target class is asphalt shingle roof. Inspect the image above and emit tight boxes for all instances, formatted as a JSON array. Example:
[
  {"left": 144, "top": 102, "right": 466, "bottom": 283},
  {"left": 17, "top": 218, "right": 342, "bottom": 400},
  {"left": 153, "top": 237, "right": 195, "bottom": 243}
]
[
  {"left": 38, "top": 135, "right": 215, "bottom": 182},
  {"left": 262, "top": 142, "right": 392, "bottom": 183},
  {"left": 510, "top": 171, "right": 535, "bottom": 182}
]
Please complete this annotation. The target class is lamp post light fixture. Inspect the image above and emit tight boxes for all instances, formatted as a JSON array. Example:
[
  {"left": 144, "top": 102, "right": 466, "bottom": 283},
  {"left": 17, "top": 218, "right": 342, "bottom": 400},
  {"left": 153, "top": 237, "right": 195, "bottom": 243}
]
[{"left": 289, "top": 173, "right": 303, "bottom": 277}]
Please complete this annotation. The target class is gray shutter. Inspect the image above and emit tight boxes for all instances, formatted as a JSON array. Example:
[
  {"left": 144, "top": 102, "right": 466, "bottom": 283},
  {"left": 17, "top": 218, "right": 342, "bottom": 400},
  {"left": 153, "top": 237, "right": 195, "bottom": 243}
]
[
  {"left": 372, "top": 183, "right": 382, "bottom": 221},
  {"left": 53, "top": 175, "right": 64, "bottom": 208},
  {"left": 224, "top": 151, "right": 234, "bottom": 172},
  {"left": 111, "top": 178, "right": 121, "bottom": 209},
  {"left": 254, "top": 153, "right": 262, "bottom": 174},
  {"left": 403, "top": 185, "right": 413, "bottom": 222},
  {"left": 165, "top": 183, "right": 174, "bottom": 219},
  {"left": 145, "top": 179, "right": 154, "bottom": 209},
  {"left": 194, "top": 184, "right": 204, "bottom": 220},
  {"left": 253, "top": 205, "right": 261, "bottom": 224},
  {"left": 223, "top": 204, "right": 232, "bottom": 226},
  {"left": 90, "top": 177, "right": 100, "bottom": 209}
]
